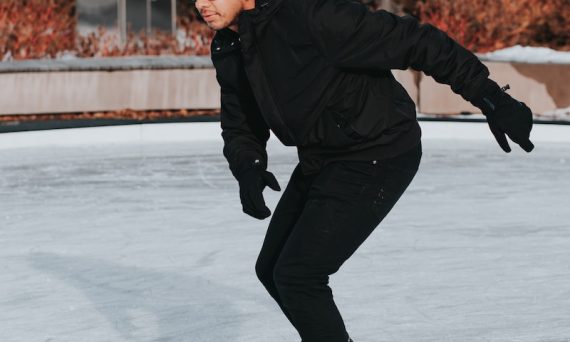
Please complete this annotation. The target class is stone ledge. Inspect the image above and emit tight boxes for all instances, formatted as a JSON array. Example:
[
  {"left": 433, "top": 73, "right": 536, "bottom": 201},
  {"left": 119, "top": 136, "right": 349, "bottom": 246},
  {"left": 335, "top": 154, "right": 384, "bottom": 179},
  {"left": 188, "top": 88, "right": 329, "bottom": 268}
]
[{"left": 0, "top": 56, "right": 213, "bottom": 73}]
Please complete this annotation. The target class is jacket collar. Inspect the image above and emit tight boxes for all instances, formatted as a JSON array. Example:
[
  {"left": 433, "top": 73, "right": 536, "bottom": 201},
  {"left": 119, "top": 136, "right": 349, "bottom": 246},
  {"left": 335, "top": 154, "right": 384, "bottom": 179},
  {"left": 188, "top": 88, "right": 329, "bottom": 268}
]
[{"left": 239, "top": 0, "right": 286, "bottom": 23}]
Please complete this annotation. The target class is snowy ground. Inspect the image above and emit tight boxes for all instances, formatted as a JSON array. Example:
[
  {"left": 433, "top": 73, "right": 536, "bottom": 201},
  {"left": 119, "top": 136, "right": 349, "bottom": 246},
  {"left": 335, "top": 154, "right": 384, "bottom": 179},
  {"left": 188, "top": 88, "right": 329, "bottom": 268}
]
[{"left": 1, "top": 122, "right": 569, "bottom": 342}]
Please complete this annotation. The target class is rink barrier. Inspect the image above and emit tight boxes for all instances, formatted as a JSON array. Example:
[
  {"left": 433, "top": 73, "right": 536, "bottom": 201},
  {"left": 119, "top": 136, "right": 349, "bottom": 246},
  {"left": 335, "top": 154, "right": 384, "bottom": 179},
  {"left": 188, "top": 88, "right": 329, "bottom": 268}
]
[
  {"left": 0, "top": 56, "right": 568, "bottom": 121},
  {"left": 0, "top": 56, "right": 219, "bottom": 116},
  {"left": 419, "top": 61, "right": 570, "bottom": 121}
]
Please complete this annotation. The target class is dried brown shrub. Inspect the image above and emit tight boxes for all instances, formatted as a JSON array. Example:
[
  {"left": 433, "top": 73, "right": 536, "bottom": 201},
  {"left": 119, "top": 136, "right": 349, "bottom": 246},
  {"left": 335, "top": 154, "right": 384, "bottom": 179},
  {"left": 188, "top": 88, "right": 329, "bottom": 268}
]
[
  {"left": 0, "top": 0, "right": 214, "bottom": 60},
  {"left": 0, "top": 0, "right": 76, "bottom": 60},
  {"left": 414, "top": 0, "right": 570, "bottom": 52},
  {"left": 1, "top": 0, "right": 568, "bottom": 60}
]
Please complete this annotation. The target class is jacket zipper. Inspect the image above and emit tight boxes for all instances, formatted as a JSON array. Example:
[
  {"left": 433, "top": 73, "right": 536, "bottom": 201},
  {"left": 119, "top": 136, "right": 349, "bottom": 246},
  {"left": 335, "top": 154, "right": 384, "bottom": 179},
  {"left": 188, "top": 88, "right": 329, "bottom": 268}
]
[{"left": 253, "top": 42, "right": 297, "bottom": 144}]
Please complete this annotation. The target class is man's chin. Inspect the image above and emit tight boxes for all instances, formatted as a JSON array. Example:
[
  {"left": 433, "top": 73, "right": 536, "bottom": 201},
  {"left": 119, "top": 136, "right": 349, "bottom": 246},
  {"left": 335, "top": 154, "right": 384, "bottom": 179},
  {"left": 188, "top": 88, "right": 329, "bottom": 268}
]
[{"left": 209, "top": 22, "right": 226, "bottom": 30}]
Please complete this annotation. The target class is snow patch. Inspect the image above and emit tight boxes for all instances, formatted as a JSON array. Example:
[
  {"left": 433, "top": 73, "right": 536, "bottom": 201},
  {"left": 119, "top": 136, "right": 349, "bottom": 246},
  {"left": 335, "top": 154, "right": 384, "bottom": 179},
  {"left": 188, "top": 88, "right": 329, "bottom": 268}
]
[
  {"left": 478, "top": 45, "right": 570, "bottom": 64},
  {"left": 540, "top": 106, "right": 570, "bottom": 121}
]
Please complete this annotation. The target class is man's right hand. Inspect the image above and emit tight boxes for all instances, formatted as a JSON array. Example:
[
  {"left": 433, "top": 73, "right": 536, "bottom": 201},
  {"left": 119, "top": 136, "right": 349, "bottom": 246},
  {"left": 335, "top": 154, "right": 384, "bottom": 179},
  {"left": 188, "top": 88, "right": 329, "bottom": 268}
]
[{"left": 237, "top": 159, "right": 281, "bottom": 220}]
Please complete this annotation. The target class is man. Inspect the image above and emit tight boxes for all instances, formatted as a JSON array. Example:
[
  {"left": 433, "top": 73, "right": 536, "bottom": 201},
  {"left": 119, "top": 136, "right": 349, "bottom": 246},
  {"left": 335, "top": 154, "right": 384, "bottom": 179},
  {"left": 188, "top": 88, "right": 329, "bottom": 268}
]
[{"left": 195, "top": 0, "right": 534, "bottom": 341}]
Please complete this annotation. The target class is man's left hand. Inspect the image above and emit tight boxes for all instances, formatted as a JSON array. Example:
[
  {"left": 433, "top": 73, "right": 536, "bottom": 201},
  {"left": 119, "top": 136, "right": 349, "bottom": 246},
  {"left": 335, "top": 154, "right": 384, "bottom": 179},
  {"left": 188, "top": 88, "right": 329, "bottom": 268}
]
[{"left": 471, "top": 82, "right": 535, "bottom": 153}]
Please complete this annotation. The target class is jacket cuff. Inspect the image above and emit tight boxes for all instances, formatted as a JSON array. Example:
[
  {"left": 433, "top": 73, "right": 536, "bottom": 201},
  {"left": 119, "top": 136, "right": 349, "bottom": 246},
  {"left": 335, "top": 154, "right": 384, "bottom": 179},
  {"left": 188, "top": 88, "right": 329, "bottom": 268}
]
[
  {"left": 471, "top": 77, "right": 501, "bottom": 100},
  {"left": 468, "top": 77, "right": 502, "bottom": 115},
  {"left": 233, "top": 150, "right": 267, "bottom": 180}
]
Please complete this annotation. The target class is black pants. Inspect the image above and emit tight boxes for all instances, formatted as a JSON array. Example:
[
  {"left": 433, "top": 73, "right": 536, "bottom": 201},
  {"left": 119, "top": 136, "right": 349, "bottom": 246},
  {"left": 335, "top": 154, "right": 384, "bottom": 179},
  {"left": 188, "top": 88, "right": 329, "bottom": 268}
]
[{"left": 255, "top": 141, "right": 423, "bottom": 342}]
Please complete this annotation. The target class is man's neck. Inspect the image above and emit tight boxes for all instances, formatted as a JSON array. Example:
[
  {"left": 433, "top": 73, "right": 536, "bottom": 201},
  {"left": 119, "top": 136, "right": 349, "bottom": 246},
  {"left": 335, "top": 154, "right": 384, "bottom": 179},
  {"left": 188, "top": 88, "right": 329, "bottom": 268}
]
[{"left": 243, "top": 0, "right": 256, "bottom": 10}]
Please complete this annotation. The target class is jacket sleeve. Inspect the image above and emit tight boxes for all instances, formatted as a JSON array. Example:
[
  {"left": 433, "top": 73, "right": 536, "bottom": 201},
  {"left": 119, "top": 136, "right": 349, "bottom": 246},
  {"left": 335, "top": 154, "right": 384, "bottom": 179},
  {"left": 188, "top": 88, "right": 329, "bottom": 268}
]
[
  {"left": 305, "top": 0, "right": 493, "bottom": 102},
  {"left": 211, "top": 33, "right": 270, "bottom": 180}
]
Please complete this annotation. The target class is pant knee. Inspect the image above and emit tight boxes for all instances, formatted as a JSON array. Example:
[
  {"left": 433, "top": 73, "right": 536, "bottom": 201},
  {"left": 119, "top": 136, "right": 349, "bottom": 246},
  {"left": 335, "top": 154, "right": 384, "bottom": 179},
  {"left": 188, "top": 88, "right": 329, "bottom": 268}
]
[
  {"left": 272, "top": 260, "right": 292, "bottom": 284},
  {"left": 273, "top": 261, "right": 325, "bottom": 290},
  {"left": 255, "top": 259, "right": 274, "bottom": 286}
]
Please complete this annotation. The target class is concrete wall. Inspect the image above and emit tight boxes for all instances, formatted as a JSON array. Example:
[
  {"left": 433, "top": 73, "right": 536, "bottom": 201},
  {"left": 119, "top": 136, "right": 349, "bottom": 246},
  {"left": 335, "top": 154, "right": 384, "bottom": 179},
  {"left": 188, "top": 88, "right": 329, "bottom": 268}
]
[
  {"left": 1, "top": 57, "right": 568, "bottom": 120},
  {"left": 418, "top": 61, "right": 570, "bottom": 119},
  {"left": 0, "top": 68, "right": 219, "bottom": 115}
]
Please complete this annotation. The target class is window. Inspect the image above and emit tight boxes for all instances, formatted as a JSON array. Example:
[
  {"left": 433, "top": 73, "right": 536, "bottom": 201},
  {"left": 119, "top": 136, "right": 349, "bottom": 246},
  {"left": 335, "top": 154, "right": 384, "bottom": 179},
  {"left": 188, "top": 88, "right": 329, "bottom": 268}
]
[
  {"left": 77, "top": 0, "right": 177, "bottom": 44},
  {"left": 77, "top": 0, "right": 119, "bottom": 36},
  {"left": 151, "top": 0, "right": 175, "bottom": 33}
]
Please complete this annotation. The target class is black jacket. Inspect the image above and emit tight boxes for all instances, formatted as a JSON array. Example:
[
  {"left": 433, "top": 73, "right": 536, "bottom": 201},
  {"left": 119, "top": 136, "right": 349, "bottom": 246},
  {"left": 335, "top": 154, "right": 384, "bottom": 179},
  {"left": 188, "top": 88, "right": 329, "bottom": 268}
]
[{"left": 210, "top": 0, "right": 492, "bottom": 178}]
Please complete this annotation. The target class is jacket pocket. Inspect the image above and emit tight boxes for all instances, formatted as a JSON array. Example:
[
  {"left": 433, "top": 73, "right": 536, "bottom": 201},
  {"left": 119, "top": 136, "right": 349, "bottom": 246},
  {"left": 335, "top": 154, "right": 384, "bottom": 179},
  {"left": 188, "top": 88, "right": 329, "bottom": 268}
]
[
  {"left": 303, "top": 108, "right": 362, "bottom": 148},
  {"left": 331, "top": 74, "right": 395, "bottom": 142},
  {"left": 329, "top": 109, "right": 365, "bottom": 142}
]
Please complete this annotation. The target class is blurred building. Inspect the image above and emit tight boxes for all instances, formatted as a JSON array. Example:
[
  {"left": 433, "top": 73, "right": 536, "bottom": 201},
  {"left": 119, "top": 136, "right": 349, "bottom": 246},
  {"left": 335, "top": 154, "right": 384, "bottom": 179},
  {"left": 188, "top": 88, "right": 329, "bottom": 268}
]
[{"left": 77, "top": 0, "right": 177, "bottom": 43}]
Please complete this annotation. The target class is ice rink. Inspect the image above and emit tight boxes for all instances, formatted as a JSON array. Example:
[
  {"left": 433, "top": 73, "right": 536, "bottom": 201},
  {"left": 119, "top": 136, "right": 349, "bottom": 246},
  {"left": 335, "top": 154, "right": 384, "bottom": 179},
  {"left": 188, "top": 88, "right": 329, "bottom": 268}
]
[{"left": 1, "top": 122, "right": 569, "bottom": 342}]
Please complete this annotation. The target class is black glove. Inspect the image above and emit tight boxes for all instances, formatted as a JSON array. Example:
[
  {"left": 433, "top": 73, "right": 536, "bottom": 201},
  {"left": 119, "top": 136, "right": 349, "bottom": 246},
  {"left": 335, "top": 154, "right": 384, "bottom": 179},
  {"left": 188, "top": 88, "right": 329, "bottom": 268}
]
[
  {"left": 470, "top": 79, "right": 534, "bottom": 153},
  {"left": 237, "top": 159, "right": 281, "bottom": 220}
]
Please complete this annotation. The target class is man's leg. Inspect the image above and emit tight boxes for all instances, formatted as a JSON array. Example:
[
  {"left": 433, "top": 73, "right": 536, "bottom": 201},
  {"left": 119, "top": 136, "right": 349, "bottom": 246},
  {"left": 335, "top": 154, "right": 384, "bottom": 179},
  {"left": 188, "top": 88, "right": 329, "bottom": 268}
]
[
  {"left": 255, "top": 163, "right": 316, "bottom": 328},
  {"left": 273, "top": 142, "right": 422, "bottom": 342}
]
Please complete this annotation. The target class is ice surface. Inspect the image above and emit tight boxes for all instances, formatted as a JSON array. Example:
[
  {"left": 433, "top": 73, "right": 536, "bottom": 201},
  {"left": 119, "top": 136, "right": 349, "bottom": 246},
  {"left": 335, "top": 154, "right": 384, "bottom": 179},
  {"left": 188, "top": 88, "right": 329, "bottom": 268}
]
[{"left": 1, "top": 136, "right": 569, "bottom": 342}]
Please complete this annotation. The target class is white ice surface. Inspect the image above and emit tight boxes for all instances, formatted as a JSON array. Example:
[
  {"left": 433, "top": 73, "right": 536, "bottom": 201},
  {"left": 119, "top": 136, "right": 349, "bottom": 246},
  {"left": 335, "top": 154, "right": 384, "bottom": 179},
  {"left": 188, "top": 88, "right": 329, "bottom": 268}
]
[
  {"left": 1, "top": 122, "right": 569, "bottom": 342},
  {"left": 1, "top": 121, "right": 569, "bottom": 151}
]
